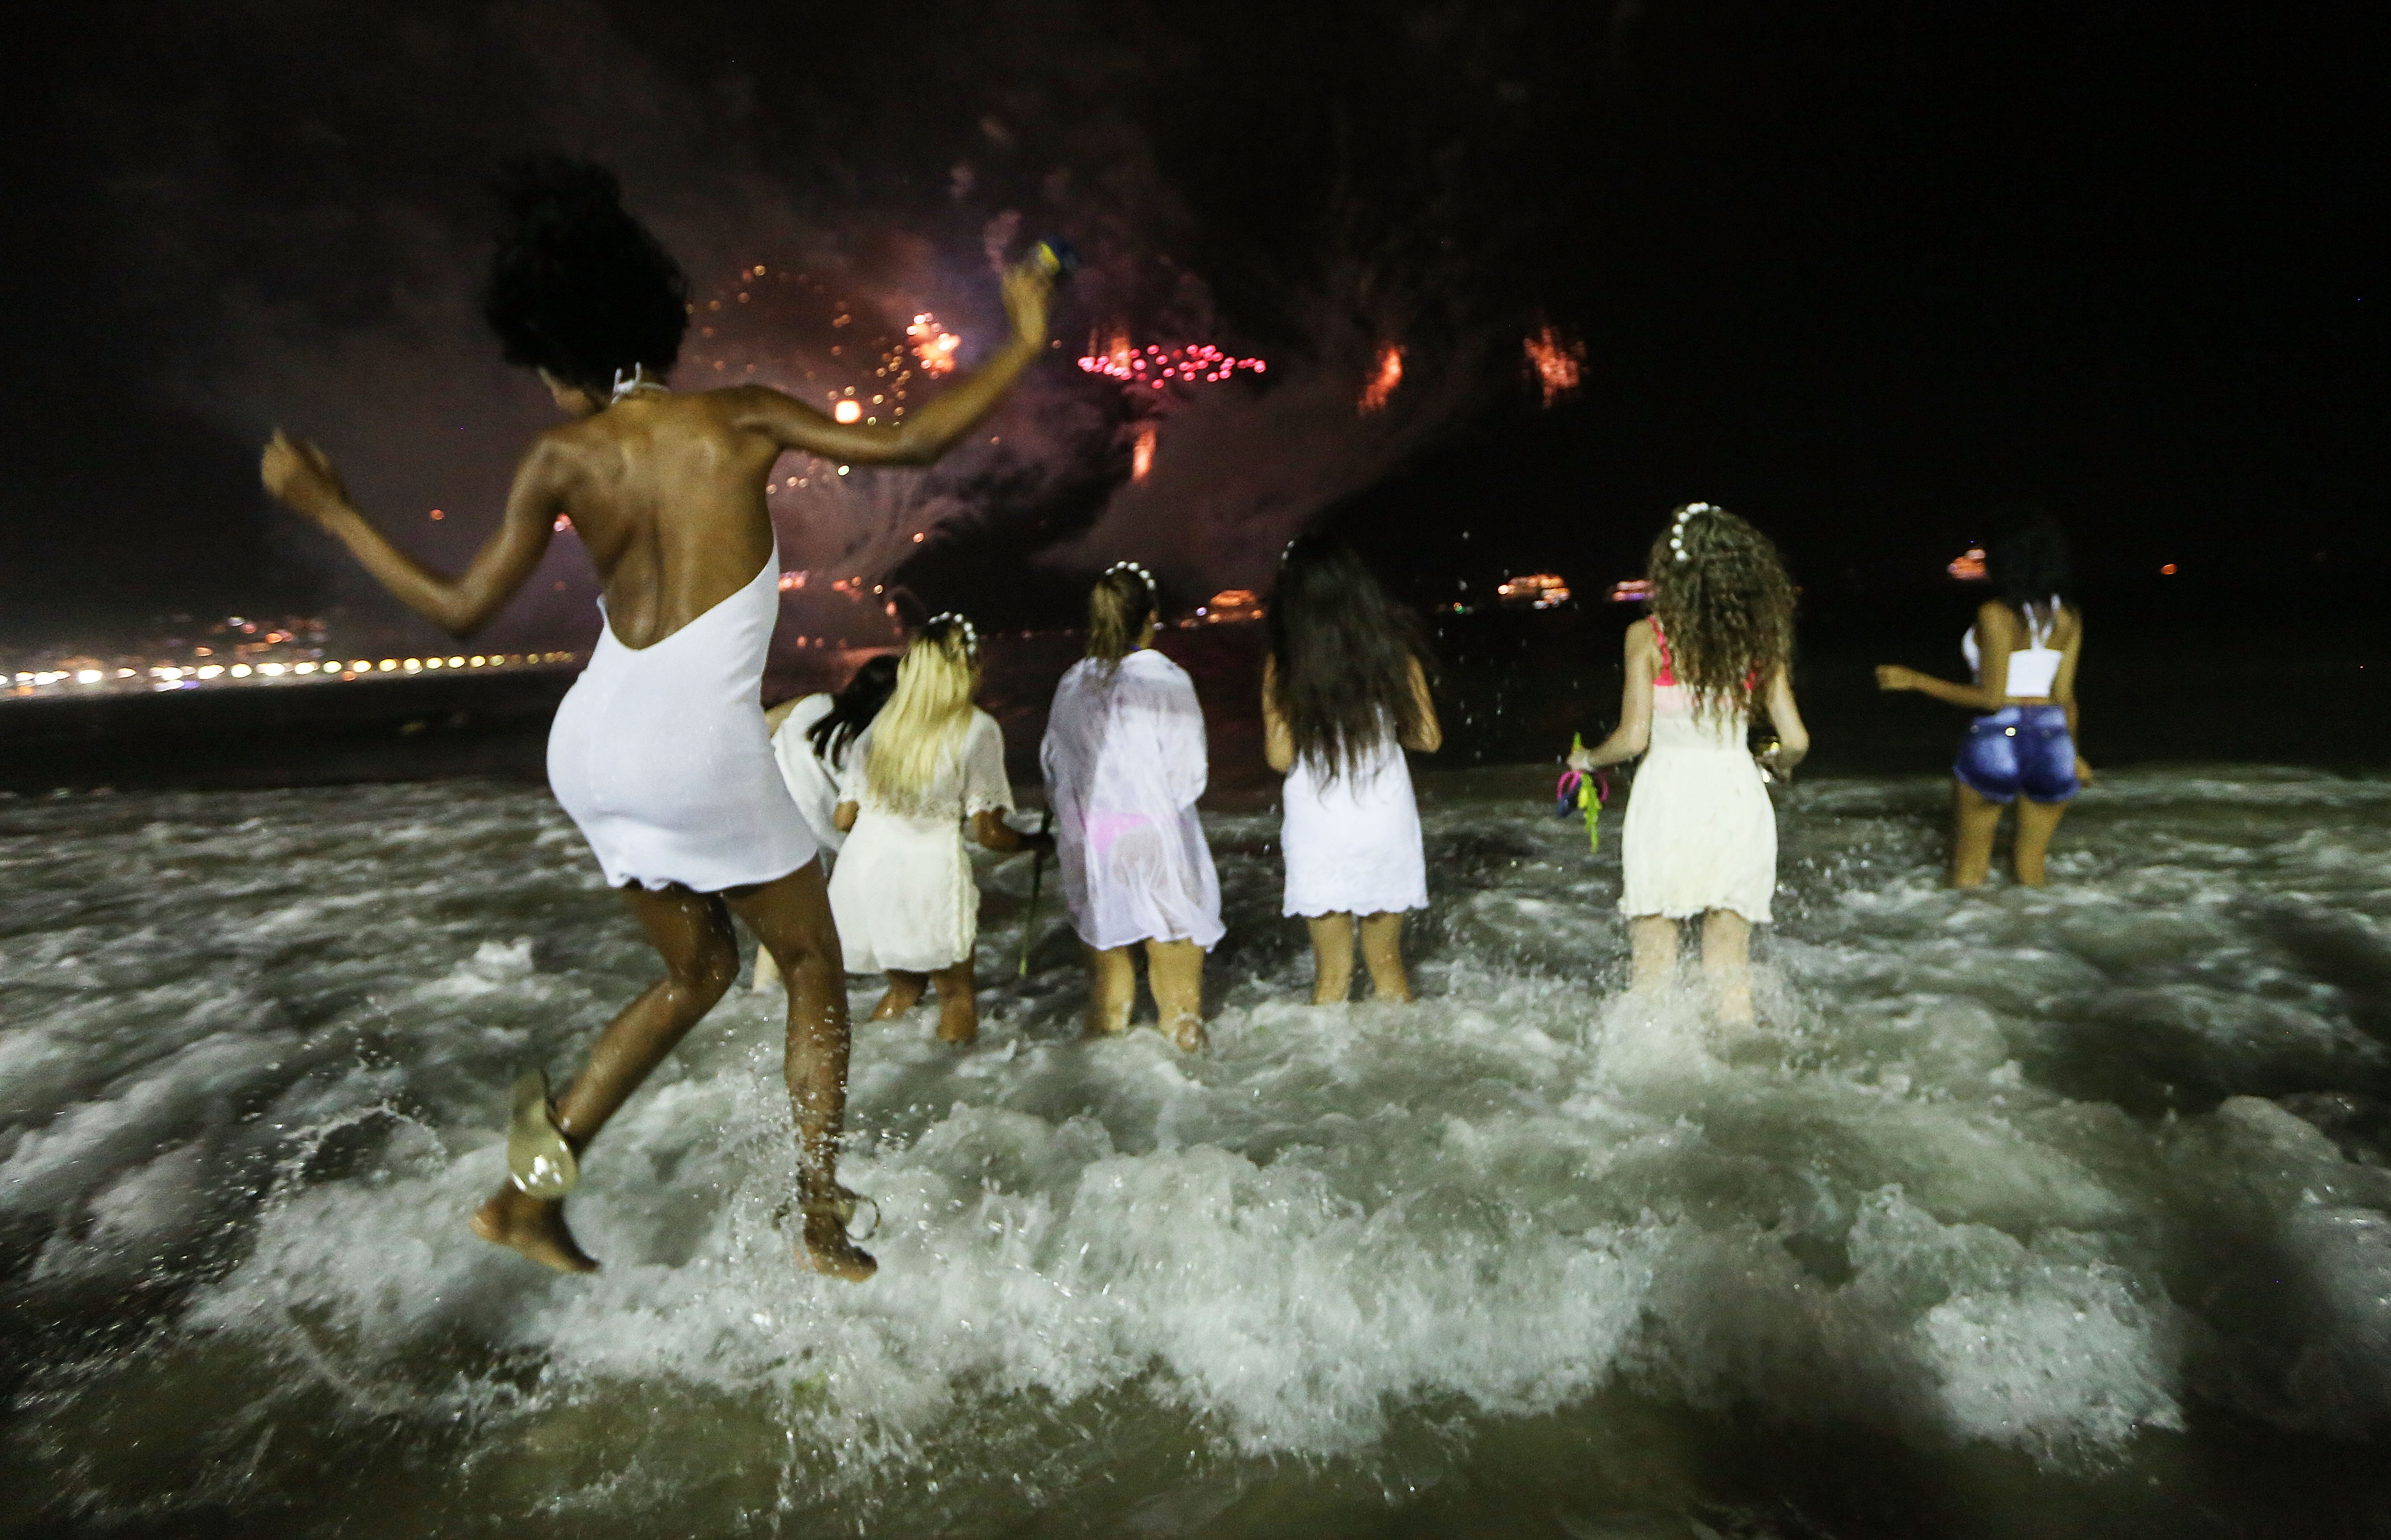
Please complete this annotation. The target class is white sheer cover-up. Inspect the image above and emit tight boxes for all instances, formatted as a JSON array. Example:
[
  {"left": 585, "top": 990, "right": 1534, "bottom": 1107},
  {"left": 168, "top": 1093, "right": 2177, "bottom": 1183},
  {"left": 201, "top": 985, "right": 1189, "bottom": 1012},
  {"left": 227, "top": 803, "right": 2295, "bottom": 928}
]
[
  {"left": 1039, "top": 651, "right": 1225, "bottom": 952},
  {"left": 1617, "top": 684, "right": 1776, "bottom": 922},
  {"left": 769, "top": 693, "right": 859, "bottom": 860},
  {"left": 1280, "top": 728, "right": 1428, "bottom": 919},
  {"left": 827, "top": 710, "right": 1014, "bottom": 973},
  {"left": 546, "top": 544, "right": 815, "bottom": 891}
]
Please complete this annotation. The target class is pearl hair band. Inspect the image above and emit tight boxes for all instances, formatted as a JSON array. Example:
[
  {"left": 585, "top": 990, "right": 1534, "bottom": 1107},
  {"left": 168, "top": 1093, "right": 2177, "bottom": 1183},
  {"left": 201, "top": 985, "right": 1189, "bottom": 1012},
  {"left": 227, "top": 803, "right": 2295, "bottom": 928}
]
[
  {"left": 923, "top": 612, "right": 980, "bottom": 656},
  {"left": 1104, "top": 559, "right": 1156, "bottom": 593},
  {"left": 1669, "top": 501, "right": 1718, "bottom": 563}
]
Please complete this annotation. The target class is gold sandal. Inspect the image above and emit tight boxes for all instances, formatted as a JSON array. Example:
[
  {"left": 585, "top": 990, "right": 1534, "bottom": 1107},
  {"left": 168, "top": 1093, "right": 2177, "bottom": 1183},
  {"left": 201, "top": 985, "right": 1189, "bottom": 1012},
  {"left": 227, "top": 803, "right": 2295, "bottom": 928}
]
[
  {"left": 505, "top": 1070, "right": 579, "bottom": 1199},
  {"left": 775, "top": 1184, "right": 880, "bottom": 1241}
]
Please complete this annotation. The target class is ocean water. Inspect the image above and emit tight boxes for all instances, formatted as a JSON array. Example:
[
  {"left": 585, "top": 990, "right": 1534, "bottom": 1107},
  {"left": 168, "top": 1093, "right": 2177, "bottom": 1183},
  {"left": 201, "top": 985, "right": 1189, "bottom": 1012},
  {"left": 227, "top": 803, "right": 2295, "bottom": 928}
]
[{"left": 4, "top": 765, "right": 2390, "bottom": 1537}]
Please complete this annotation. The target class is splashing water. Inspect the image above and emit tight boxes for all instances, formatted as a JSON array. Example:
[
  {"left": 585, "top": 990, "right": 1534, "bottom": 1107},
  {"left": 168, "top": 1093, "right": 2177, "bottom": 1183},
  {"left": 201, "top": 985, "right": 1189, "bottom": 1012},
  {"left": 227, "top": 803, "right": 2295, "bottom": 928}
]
[{"left": 4, "top": 766, "right": 2389, "bottom": 1534}]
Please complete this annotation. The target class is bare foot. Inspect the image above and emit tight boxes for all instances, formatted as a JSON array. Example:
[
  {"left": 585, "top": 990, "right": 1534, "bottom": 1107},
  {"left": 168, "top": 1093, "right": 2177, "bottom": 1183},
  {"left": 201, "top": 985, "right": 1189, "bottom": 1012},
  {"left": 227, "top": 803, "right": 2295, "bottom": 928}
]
[
  {"left": 795, "top": 1206, "right": 878, "bottom": 1282},
  {"left": 1167, "top": 1014, "right": 1207, "bottom": 1053},
  {"left": 470, "top": 1186, "right": 599, "bottom": 1274},
  {"left": 936, "top": 992, "right": 979, "bottom": 1046},
  {"left": 870, "top": 981, "right": 925, "bottom": 1020}
]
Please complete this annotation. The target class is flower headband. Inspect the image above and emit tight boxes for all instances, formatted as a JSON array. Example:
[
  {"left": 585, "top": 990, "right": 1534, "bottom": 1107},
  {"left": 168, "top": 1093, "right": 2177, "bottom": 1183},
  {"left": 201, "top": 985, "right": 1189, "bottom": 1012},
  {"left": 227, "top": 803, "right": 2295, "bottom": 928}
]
[
  {"left": 1104, "top": 559, "right": 1156, "bottom": 595},
  {"left": 1668, "top": 502, "right": 1718, "bottom": 564},
  {"left": 922, "top": 612, "right": 980, "bottom": 657}
]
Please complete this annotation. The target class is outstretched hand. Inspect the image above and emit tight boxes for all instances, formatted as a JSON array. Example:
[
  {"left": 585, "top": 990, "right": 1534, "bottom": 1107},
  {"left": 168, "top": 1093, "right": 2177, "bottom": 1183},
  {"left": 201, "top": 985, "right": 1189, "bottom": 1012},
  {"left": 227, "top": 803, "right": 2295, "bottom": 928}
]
[
  {"left": 1000, "top": 259, "right": 1054, "bottom": 349},
  {"left": 1874, "top": 664, "right": 1918, "bottom": 693},
  {"left": 1566, "top": 744, "right": 1594, "bottom": 773},
  {"left": 261, "top": 430, "right": 351, "bottom": 527}
]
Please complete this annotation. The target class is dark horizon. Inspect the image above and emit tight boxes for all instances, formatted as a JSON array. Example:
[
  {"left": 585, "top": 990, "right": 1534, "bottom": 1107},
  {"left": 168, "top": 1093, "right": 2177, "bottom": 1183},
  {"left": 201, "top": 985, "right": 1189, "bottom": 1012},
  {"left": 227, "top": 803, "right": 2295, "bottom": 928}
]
[{"left": 4, "top": 0, "right": 2382, "bottom": 654}]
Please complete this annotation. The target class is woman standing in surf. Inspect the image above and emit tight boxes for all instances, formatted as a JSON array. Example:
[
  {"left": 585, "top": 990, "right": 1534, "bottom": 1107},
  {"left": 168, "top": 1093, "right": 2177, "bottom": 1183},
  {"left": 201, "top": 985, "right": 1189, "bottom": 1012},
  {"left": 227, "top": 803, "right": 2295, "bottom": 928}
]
[
  {"left": 1041, "top": 561, "right": 1222, "bottom": 1049},
  {"left": 258, "top": 158, "right": 1053, "bottom": 1281},
  {"left": 1571, "top": 503, "right": 1808, "bottom": 1024},
  {"left": 1876, "top": 516, "right": 2091, "bottom": 886},
  {"left": 1264, "top": 533, "right": 1442, "bottom": 1005}
]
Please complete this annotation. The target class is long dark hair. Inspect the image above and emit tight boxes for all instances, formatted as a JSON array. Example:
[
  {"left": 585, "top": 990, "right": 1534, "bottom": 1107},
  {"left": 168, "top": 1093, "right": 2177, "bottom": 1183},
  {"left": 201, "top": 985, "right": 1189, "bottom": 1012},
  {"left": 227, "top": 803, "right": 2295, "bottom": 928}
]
[
  {"left": 1643, "top": 502, "right": 1796, "bottom": 720},
  {"left": 482, "top": 157, "right": 689, "bottom": 395},
  {"left": 1266, "top": 532, "right": 1433, "bottom": 780},
  {"left": 1985, "top": 516, "right": 2073, "bottom": 613},
  {"left": 1087, "top": 562, "right": 1159, "bottom": 669},
  {"left": 806, "top": 653, "right": 900, "bottom": 764}
]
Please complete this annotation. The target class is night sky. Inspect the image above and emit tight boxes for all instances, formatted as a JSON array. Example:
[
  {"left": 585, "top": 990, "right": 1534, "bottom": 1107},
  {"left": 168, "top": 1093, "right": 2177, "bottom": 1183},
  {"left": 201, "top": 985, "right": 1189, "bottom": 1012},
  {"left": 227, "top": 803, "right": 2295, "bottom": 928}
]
[{"left": 4, "top": 0, "right": 2380, "bottom": 651}]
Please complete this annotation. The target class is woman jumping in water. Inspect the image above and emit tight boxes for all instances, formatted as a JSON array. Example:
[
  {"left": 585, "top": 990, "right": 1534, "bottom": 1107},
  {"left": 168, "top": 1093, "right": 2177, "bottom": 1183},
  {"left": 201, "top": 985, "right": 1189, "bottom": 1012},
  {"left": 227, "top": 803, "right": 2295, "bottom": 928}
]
[
  {"left": 258, "top": 158, "right": 1053, "bottom": 1281},
  {"left": 1876, "top": 516, "right": 2091, "bottom": 887},
  {"left": 1571, "top": 503, "right": 1808, "bottom": 1024}
]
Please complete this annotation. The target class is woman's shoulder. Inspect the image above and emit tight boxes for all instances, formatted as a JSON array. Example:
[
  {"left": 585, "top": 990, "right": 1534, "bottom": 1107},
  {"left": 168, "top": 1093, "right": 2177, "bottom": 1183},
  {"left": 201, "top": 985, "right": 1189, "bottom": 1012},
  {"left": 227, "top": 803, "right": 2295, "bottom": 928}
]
[
  {"left": 1122, "top": 648, "right": 1191, "bottom": 683},
  {"left": 966, "top": 706, "right": 1005, "bottom": 740},
  {"left": 1624, "top": 616, "right": 1657, "bottom": 650}
]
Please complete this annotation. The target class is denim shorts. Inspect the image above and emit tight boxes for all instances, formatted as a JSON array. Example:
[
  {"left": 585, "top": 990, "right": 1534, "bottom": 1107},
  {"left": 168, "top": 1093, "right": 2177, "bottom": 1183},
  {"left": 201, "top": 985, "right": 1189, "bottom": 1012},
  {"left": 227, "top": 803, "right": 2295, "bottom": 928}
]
[{"left": 1954, "top": 705, "right": 2078, "bottom": 805}]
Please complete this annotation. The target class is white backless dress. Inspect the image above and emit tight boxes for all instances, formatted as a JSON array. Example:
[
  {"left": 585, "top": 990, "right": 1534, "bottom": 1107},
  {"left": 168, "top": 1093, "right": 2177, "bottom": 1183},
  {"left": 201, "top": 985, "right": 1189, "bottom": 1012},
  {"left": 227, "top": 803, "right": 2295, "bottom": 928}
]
[
  {"left": 1617, "top": 621, "right": 1776, "bottom": 923},
  {"left": 547, "top": 544, "right": 815, "bottom": 891}
]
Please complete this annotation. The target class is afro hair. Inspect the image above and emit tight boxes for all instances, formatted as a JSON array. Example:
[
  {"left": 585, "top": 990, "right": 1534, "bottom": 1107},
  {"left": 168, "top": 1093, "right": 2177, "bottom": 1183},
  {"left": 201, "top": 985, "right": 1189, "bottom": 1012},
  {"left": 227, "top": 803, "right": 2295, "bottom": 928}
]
[{"left": 482, "top": 157, "right": 689, "bottom": 396}]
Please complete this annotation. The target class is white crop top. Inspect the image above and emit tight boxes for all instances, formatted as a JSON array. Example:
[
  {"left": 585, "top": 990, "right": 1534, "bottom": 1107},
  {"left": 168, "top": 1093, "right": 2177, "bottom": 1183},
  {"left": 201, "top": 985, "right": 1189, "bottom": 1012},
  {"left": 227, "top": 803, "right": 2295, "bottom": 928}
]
[{"left": 1962, "top": 598, "right": 2066, "bottom": 699}]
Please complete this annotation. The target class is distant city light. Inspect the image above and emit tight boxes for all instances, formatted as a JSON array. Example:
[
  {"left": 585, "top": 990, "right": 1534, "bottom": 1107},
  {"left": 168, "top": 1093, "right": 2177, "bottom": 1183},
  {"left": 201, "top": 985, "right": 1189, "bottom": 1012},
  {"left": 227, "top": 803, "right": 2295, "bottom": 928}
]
[
  {"left": 1496, "top": 573, "right": 1572, "bottom": 608},
  {"left": 1948, "top": 547, "right": 1988, "bottom": 581},
  {"left": 1609, "top": 578, "right": 1654, "bottom": 604}
]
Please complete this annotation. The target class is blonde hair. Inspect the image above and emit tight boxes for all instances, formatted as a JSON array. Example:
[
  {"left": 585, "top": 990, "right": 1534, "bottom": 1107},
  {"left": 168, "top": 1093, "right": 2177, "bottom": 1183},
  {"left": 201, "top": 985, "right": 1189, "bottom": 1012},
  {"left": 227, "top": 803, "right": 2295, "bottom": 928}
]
[
  {"left": 864, "top": 616, "right": 979, "bottom": 814},
  {"left": 1645, "top": 502, "right": 1795, "bottom": 720}
]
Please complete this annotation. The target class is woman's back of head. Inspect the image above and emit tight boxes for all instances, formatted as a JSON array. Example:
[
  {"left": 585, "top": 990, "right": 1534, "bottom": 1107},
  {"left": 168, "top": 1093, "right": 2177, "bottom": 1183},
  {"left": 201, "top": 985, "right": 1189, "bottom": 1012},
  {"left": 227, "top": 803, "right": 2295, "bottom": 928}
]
[
  {"left": 864, "top": 616, "right": 980, "bottom": 812},
  {"left": 808, "top": 653, "right": 901, "bottom": 764},
  {"left": 1984, "top": 516, "right": 2074, "bottom": 614},
  {"left": 1267, "top": 531, "right": 1431, "bottom": 779},
  {"left": 1644, "top": 502, "right": 1795, "bottom": 715},
  {"left": 482, "top": 157, "right": 690, "bottom": 397},
  {"left": 1086, "top": 562, "right": 1160, "bottom": 669}
]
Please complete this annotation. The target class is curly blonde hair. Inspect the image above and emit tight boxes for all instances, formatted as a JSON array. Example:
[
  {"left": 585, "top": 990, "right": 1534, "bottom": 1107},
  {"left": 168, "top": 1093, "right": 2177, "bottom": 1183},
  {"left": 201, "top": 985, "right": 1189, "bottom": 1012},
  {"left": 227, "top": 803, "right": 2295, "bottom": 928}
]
[{"left": 1645, "top": 503, "right": 1794, "bottom": 719}]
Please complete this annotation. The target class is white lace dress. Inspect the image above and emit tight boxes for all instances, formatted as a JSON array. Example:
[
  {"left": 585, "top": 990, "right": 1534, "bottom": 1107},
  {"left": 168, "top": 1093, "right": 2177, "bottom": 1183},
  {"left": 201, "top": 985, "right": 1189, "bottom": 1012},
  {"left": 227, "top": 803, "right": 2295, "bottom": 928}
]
[
  {"left": 1617, "top": 682, "right": 1776, "bottom": 923},
  {"left": 1040, "top": 650, "right": 1225, "bottom": 951},
  {"left": 827, "top": 710, "right": 1014, "bottom": 973},
  {"left": 1280, "top": 729, "right": 1428, "bottom": 918}
]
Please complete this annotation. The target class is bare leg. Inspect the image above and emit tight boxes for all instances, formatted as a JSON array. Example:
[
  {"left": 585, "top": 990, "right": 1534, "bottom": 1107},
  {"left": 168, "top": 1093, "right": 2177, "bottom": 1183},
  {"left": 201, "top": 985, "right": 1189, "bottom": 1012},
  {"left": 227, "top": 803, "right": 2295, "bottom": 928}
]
[
  {"left": 1304, "top": 913, "right": 1356, "bottom": 1005},
  {"left": 1699, "top": 909, "right": 1755, "bottom": 1025},
  {"left": 1951, "top": 781, "right": 2003, "bottom": 888},
  {"left": 1146, "top": 938, "right": 1207, "bottom": 1050},
  {"left": 930, "top": 960, "right": 978, "bottom": 1044},
  {"left": 722, "top": 861, "right": 875, "bottom": 1282},
  {"left": 1357, "top": 912, "right": 1414, "bottom": 1002},
  {"left": 1084, "top": 944, "right": 1137, "bottom": 1038},
  {"left": 2012, "top": 798, "right": 2068, "bottom": 886},
  {"left": 872, "top": 970, "right": 928, "bottom": 1020},
  {"left": 472, "top": 883, "right": 740, "bottom": 1274},
  {"left": 1628, "top": 915, "right": 1678, "bottom": 992}
]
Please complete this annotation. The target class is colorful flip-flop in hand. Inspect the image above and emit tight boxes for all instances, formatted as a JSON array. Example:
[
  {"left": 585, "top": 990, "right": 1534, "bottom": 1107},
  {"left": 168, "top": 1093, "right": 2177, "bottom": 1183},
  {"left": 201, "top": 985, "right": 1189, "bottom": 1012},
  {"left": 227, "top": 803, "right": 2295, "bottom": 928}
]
[{"left": 1554, "top": 733, "right": 1611, "bottom": 854}]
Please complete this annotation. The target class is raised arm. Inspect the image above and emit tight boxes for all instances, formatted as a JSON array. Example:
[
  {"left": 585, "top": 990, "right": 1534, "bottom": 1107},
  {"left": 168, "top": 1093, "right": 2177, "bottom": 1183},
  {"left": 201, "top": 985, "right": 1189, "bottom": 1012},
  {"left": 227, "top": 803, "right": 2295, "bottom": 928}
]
[
  {"left": 1876, "top": 602, "right": 2016, "bottom": 711},
  {"left": 260, "top": 430, "right": 566, "bottom": 637},
  {"left": 1571, "top": 620, "right": 1658, "bottom": 770},
  {"left": 728, "top": 262, "right": 1053, "bottom": 468}
]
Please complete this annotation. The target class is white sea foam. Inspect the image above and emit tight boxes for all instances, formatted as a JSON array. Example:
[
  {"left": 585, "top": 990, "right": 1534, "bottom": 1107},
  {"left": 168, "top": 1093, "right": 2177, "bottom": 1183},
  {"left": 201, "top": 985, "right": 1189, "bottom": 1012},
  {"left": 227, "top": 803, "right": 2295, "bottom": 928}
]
[{"left": 3, "top": 767, "right": 2389, "bottom": 1533}]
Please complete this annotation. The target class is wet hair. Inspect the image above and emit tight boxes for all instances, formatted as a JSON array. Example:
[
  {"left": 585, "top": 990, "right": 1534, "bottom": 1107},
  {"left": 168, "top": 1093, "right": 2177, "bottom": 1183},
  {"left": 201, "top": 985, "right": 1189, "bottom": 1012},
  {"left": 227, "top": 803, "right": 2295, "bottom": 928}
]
[
  {"left": 1087, "top": 563, "right": 1159, "bottom": 669},
  {"left": 1984, "top": 516, "right": 2074, "bottom": 613},
  {"left": 864, "top": 615, "right": 980, "bottom": 814},
  {"left": 1644, "top": 502, "right": 1795, "bottom": 719},
  {"left": 482, "top": 157, "right": 689, "bottom": 397},
  {"left": 1266, "top": 531, "right": 1434, "bottom": 782},
  {"left": 807, "top": 653, "right": 901, "bottom": 765}
]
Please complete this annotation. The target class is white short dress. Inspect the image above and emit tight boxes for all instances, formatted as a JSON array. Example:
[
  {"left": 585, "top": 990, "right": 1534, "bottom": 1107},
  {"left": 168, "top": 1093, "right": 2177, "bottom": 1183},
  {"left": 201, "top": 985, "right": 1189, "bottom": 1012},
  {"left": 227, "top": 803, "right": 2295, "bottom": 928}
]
[
  {"left": 1040, "top": 650, "right": 1225, "bottom": 951},
  {"left": 547, "top": 544, "right": 815, "bottom": 891},
  {"left": 769, "top": 693, "right": 860, "bottom": 860},
  {"left": 1618, "top": 631, "right": 1776, "bottom": 923},
  {"left": 1280, "top": 729, "right": 1428, "bottom": 919},
  {"left": 827, "top": 710, "right": 1014, "bottom": 974}
]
